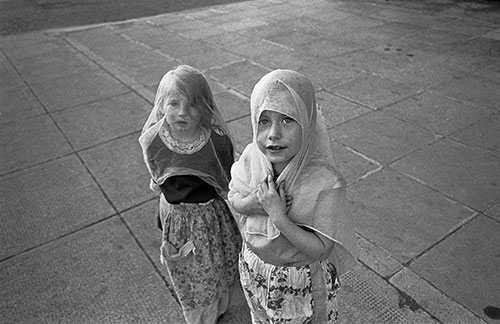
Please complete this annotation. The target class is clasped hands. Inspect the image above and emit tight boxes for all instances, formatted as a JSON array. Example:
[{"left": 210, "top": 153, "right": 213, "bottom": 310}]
[{"left": 253, "top": 175, "right": 293, "bottom": 223}]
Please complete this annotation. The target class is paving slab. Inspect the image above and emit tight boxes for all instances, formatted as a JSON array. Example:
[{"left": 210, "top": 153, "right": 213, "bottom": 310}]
[
  {"left": 356, "top": 234, "right": 403, "bottom": 278},
  {"left": 30, "top": 70, "right": 130, "bottom": 112},
  {"left": 214, "top": 90, "right": 250, "bottom": 122},
  {"left": 409, "top": 215, "right": 500, "bottom": 324},
  {"left": 348, "top": 167, "right": 475, "bottom": 264},
  {"left": 328, "top": 112, "right": 437, "bottom": 165},
  {"left": 0, "top": 216, "right": 178, "bottom": 324},
  {"left": 331, "top": 73, "right": 422, "bottom": 110},
  {"left": 339, "top": 264, "right": 438, "bottom": 324},
  {"left": 0, "top": 86, "right": 46, "bottom": 125},
  {"left": 0, "top": 53, "right": 25, "bottom": 93},
  {"left": 327, "top": 139, "right": 381, "bottom": 187},
  {"left": 208, "top": 61, "right": 270, "bottom": 97},
  {"left": 390, "top": 267, "right": 488, "bottom": 324},
  {"left": 122, "top": 201, "right": 252, "bottom": 324},
  {"left": 485, "top": 203, "right": 500, "bottom": 221},
  {"left": 0, "top": 155, "right": 114, "bottom": 260},
  {"left": 451, "top": 113, "right": 500, "bottom": 157},
  {"left": 317, "top": 91, "right": 372, "bottom": 129},
  {"left": 430, "top": 74, "right": 500, "bottom": 112},
  {"left": 472, "top": 60, "right": 500, "bottom": 83},
  {"left": 227, "top": 115, "right": 252, "bottom": 153},
  {"left": 0, "top": 115, "right": 73, "bottom": 175},
  {"left": 51, "top": 92, "right": 150, "bottom": 150},
  {"left": 79, "top": 134, "right": 155, "bottom": 212},
  {"left": 392, "top": 139, "right": 500, "bottom": 211},
  {"left": 384, "top": 90, "right": 494, "bottom": 136}
]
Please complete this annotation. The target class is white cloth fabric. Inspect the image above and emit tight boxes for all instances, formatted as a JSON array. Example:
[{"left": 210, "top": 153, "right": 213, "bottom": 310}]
[{"left": 228, "top": 69, "right": 357, "bottom": 275}]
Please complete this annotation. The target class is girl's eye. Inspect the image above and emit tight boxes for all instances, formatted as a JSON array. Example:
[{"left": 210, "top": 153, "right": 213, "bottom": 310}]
[
  {"left": 283, "top": 117, "right": 295, "bottom": 124},
  {"left": 258, "top": 119, "right": 269, "bottom": 126}
]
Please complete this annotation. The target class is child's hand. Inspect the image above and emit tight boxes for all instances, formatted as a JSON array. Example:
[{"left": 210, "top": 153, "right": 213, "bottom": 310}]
[
  {"left": 277, "top": 180, "right": 293, "bottom": 213},
  {"left": 256, "top": 175, "right": 288, "bottom": 224}
]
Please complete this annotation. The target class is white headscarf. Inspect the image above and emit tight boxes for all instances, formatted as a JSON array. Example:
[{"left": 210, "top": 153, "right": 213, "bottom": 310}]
[{"left": 229, "top": 69, "right": 357, "bottom": 274}]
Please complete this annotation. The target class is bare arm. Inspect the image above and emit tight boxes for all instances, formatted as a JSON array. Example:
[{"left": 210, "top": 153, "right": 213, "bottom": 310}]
[
  {"left": 256, "top": 175, "right": 334, "bottom": 261},
  {"left": 231, "top": 179, "right": 292, "bottom": 216},
  {"left": 230, "top": 189, "right": 266, "bottom": 215}
]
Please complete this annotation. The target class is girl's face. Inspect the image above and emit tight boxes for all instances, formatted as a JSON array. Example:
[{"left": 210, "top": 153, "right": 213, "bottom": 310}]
[
  {"left": 257, "top": 109, "right": 302, "bottom": 175},
  {"left": 164, "top": 86, "right": 202, "bottom": 138}
]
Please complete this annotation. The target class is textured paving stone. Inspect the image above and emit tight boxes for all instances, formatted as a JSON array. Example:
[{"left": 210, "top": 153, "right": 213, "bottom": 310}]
[
  {"left": 451, "top": 113, "right": 500, "bottom": 157},
  {"left": 328, "top": 112, "right": 437, "bottom": 165},
  {"left": 328, "top": 139, "right": 380, "bottom": 186},
  {"left": 0, "top": 217, "right": 177, "bottom": 324},
  {"left": 0, "top": 86, "right": 46, "bottom": 125},
  {"left": 410, "top": 215, "right": 500, "bottom": 323},
  {"left": 317, "top": 91, "right": 372, "bottom": 129},
  {"left": 79, "top": 134, "right": 155, "bottom": 212},
  {"left": 331, "top": 73, "right": 421, "bottom": 110},
  {"left": 392, "top": 139, "right": 500, "bottom": 211},
  {"left": 485, "top": 203, "right": 500, "bottom": 221},
  {"left": 0, "top": 155, "right": 114, "bottom": 260},
  {"left": 339, "top": 264, "right": 439, "bottom": 324},
  {"left": 0, "top": 54, "right": 24, "bottom": 93},
  {"left": 182, "top": 47, "right": 242, "bottom": 72},
  {"left": 348, "top": 168, "right": 474, "bottom": 263},
  {"left": 226, "top": 39, "right": 291, "bottom": 60},
  {"left": 121, "top": 201, "right": 166, "bottom": 278},
  {"left": 122, "top": 201, "right": 252, "bottom": 324},
  {"left": 51, "top": 92, "right": 150, "bottom": 150},
  {"left": 227, "top": 116, "right": 252, "bottom": 153},
  {"left": 356, "top": 235, "right": 403, "bottom": 278},
  {"left": 214, "top": 90, "right": 250, "bottom": 122},
  {"left": 430, "top": 74, "right": 500, "bottom": 112},
  {"left": 473, "top": 60, "right": 500, "bottom": 83},
  {"left": 457, "top": 37, "right": 500, "bottom": 59},
  {"left": 0, "top": 115, "right": 73, "bottom": 174},
  {"left": 433, "top": 18, "right": 498, "bottom": 37},
  {"left": 208, "top": 61, "right": 270, "bottom": 96},
  {"left": 30, "top": 70, "right": 130, "bottom": 112},
  {"left": 2, "top": 38, "right": 71, "bottom": 64},
  {"left": 390, "top": 268, "right": 488, "bottom": 324},
  {"left": 385, "top": 91, "right": 494, "bottom": 136}
]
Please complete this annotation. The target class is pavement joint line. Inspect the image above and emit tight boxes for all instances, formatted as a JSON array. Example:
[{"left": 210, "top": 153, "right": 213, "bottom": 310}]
[
  {"left": 403, "top": 212, "right": 479, "bottom": 268},
  {"left": 390, "top": 267, "right": 490, "bottom": 324},
  {"left": 389, "top": 165, "right": 484, "bottom": 215},
  {"left": 61, "top": 34, "right": 156, "bottom": 104},
  {"left": 0, "top": 213, "right": 119, "bottom": 264}
]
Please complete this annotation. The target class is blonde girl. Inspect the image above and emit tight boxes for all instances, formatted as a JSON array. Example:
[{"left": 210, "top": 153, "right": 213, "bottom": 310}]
[{"left": 139, "top": 65, "right": 241, "bottom": 324}]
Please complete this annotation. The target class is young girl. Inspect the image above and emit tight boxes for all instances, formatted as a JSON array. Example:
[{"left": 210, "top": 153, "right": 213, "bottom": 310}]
[
  {"left": 228, "top": 69, "right": 357, "bottom": 323},
  {"left": 139, "top": 65, "right": 241, "bottom": 324}
]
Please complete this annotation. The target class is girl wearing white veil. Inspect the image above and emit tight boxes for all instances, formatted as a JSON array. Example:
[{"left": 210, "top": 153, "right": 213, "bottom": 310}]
[
  {"left": 139, "top": 65, "right": 241, "bottom": 324},
  {"left": 229, "top": 69, "right": 357, "bottom": 323}
]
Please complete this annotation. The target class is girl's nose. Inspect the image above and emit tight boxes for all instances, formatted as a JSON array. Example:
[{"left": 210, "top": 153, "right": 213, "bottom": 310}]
[
  {"left": 268, "top": 123, "right": 281, "bottom": 140},
  {"left": 178, "top": 104, "right": 189, "bottom": 116}
]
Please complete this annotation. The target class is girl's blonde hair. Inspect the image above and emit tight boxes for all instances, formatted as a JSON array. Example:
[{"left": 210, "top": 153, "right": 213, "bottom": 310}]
[{"left": 154, "top": 65, "right": 224, "bottom": 132}]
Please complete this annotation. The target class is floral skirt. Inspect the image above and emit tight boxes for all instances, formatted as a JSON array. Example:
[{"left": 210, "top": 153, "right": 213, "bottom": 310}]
[
  {"left": 160, "top": 197, "right": 241, "bottom": 324},
  {"left": 239, "top": 246, "right": 340, "bottom": 324}
]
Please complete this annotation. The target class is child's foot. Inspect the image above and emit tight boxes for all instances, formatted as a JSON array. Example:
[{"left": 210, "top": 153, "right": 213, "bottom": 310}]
[{"left": 484, "top": 305, "right": 500, "bottom": 319}]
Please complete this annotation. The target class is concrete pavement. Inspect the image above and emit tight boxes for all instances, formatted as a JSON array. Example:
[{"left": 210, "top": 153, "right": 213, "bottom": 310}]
[{"left": 1, "top": 0, "right": 499, "bottom": 323}]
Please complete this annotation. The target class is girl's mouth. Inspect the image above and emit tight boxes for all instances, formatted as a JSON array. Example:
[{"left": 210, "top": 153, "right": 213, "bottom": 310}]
[{"left": 267, "top": 145, "right": 285, "bottom": 152}]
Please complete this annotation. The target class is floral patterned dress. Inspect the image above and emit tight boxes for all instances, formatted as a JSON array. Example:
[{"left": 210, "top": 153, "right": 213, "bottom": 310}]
[
  {"left": 239, "top": 246, "right": 340, "bottom": 324},
  {"left": 154, "top": 128, "right": 241, "bottom": 324}
]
